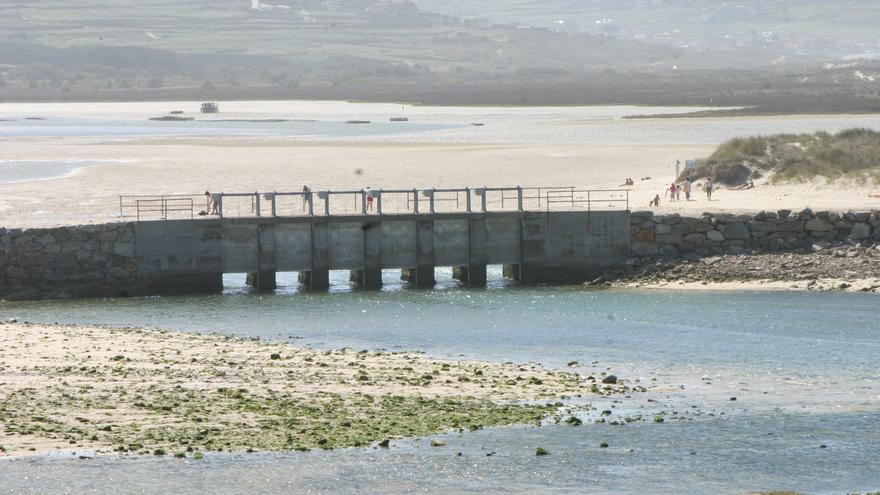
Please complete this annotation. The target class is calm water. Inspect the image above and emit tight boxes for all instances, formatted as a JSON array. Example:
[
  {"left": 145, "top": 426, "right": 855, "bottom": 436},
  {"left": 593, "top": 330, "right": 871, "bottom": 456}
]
[
  {"left": 1, "top": 273, "right": 878, "bottom": 494},
  {"left": 0, "top": 159, "right": 133, "bottom": 183},
  {"left": 0, "top": 116, "right": 462, "bottom": 139}
]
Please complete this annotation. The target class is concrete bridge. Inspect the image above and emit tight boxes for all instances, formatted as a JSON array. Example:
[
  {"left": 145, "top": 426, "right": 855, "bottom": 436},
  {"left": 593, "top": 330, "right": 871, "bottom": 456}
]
[
  {"left": 133, "top": 210, "right": 632, "bottom": 293},
  {"left": 0, "top": 187, "right": 632, "bottom": 300}
]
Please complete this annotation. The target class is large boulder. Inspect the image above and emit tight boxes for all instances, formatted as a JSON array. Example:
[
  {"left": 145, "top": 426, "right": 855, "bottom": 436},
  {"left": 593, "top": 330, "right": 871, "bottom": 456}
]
[
  {"left": 706, "top": 230, "right": 725, "bottom": 242},
  {"left": 723, "top": 222, "right": 751, "bottom": 240},
  {"left": 805, "top": 217, "right": 835, "bottom": 232},
  {"left": 683, "top": 233, "right": 707, "bottom": 244},
  {"left": 654, "top": 224, "right": 672, "bottom": 235},
  {"left": 850, "top": 222, "right": 872, "bottom": 241}
]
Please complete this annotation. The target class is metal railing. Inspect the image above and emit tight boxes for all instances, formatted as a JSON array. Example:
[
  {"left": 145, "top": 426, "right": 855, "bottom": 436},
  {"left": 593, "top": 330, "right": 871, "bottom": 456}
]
[
  {"left": 120, "top": 195, "right": 198, "bottom": 221},
  {"left": 120, "top": 186, "right": 629, "bottom": 221}
]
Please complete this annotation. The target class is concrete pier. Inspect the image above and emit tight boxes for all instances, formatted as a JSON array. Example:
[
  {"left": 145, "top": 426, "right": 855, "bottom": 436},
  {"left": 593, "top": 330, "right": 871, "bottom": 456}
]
[
  {"left": 129, "top": 211, "right": 630, "bottom": 293},
  {"left": 0, "top": 210, "right": 632, "bottom": 300}
]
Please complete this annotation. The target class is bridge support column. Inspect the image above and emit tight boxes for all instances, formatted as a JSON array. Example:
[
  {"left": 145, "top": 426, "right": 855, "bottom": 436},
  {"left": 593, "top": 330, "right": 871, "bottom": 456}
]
[
  {"left": 401, "top": 219, "right": 435, "bottom": 287},
  {"left": 356, "top": 221, "right": 383, "bottom": 289},
  {"left": 466, "top": 216, "right": 488, "bottom": 286},
  {"left": 246, "top": 271, "right": 276, "bottom": 291},
  {"left": 300, "top": 222, "right": 329, "bottom": 289},
  {"left": 247, "top": 224, "right": 277, "bottom": 291}
]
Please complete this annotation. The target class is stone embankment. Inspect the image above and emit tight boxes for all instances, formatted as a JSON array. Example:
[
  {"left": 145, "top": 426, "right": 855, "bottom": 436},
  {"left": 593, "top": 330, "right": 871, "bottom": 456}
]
[
  {"left": 617, "top": 208, "right": 880, "bottom": 290},
  {"left": 0, "top": 223, "right": 136, "bottom": 300},
  {"left": 630, "top": 208, "right": 880, "bottom": 257}
]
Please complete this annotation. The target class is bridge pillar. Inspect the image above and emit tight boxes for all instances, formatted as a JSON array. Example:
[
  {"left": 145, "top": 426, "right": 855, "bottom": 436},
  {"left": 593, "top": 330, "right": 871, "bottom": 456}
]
[
  {"left": 299, "top": 222, "right": 330, "bottom": 289},
  {"left": 467, "top": 216, "right": 488, "bottom": 286},
  {"left": 247, "top": 224, "right": 277, "bottom": 291},
  {"left": 401, "top": 219, "right": 435, "bottom": 287},
  {"left": 362, "top": 221, "right": 383, "bottom": 289}
]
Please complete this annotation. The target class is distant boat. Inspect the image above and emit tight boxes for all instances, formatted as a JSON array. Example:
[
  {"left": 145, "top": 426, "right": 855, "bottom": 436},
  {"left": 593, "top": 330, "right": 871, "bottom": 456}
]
[
  {"left": 390, "top": 117, "right": 409, "bottom": 122},
  {"left": 169, "top": 110, "right": 184, "bottom": 115},
  {"left": 149, "top": 115, "right": 195, "bottom": 121},
  {"left": 345, "top": 120, "right": 371, "bottom": 124},
  {"left": 471, "top": 123, "right": 485, "bottom": 127}
]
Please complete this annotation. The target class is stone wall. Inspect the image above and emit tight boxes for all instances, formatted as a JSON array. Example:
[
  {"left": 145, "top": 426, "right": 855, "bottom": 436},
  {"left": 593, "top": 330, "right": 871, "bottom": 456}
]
[
  {"left": 0, "top": 223, "right": 137, "bottom": 300},
  {"left": 631, "top": 209, "right": 880, "bottom": 257}
]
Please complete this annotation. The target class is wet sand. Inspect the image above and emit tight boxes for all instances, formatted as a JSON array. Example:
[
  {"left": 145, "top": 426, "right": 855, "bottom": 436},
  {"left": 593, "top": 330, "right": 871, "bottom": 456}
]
[{"left": 0, "top": 322, "right": 629, "bottom": 458}]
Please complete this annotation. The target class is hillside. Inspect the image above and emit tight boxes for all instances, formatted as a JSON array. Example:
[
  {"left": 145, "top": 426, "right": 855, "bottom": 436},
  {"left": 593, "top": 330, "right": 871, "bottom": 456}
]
[
  {"left": 415, "top": 0, "right": 880, "bottom": 61},
  {"left": 0, "top": 0, "right": 680, "bottom": 93},
  {"left": 1, "top": 0, "right": 879, "bottom": 107},
  {"left": 686, "top": 129, "right": 880, "bottom": 186}
]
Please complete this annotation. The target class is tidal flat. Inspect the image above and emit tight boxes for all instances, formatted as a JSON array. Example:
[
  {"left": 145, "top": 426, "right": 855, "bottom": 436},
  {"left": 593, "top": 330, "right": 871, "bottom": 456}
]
[{"left": 0, "top": 322, "right": 633, "bottom": 458}]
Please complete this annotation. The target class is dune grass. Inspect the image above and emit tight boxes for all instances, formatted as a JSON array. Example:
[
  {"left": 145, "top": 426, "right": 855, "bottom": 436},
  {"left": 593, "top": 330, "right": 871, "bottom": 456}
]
[{"left": 684, "top": 128, "right": 880, "bottom": 185}]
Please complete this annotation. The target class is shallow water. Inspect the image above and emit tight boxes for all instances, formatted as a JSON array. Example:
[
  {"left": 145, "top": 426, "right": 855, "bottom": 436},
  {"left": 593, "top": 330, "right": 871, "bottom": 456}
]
[
  {"left": 1, "top": 274, "right": 878, "bottom": 493},
  {"left": 0, "top": 159, "right": 133, "bottom": 183},
  {"left": 3, "top": 412, "right": 878, "bottom": 494},
  {"left": 3, "top": 103, "right": 879, "bottom": 145},
  {"left": 0, "top": 116, "right": 462, "bottom": 139}
]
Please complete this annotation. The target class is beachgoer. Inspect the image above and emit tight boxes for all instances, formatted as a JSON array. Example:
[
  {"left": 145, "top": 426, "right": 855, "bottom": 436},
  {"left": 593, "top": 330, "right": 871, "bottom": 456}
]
[
  {"left": 667, "top": 183, "right": 678, "bottom": 201},
  {"left": 705, "top": 178, "right": 714, "bottom": 201},
  {"left": 675, "top": 160, "right": 681, "bottom": 179},
  {"left": 653, "top": 194, "right": 661, "bottom": 207},
  {"left": 683, "top": 179, "right": 692, "bottom": 201}
]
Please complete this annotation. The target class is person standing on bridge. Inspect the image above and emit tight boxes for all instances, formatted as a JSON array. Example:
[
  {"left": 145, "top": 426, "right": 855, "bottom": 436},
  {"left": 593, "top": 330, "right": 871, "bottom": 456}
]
[
  {"left": 365, "top": 187, "right": 375, "bottom": 212},
  {"left": 302, "top": 185, "right": 311, "bottom": 211},
  {"left": 205, "top": 191, "right": 221, "bottom": 215}
]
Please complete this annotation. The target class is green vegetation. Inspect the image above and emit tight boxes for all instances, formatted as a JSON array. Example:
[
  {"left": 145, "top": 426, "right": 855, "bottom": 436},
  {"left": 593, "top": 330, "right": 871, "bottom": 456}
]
[
  {"left": 685, "top": 129, "right": 880, "bottom": 185},
  {"left": 0, "top": 324, "right": 638, "bottom": 457}
]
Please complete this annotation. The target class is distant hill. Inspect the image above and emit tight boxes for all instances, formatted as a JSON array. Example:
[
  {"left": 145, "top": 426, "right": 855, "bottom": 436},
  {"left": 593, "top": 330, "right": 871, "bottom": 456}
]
[
  {"left": 1, "top": 0, "right": 879, "bottom": 107},
  {"left": 416, "top": 0, "right": 880, "bottom": 62}
]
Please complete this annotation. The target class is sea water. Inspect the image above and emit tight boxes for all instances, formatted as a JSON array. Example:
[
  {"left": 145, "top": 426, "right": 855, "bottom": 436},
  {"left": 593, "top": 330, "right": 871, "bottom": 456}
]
[
  {"left": 0, "top": 159, "right": 134, "bottom": 183},
  {"left": 1, "top": 274, "right": 878, "bottom": 494}
]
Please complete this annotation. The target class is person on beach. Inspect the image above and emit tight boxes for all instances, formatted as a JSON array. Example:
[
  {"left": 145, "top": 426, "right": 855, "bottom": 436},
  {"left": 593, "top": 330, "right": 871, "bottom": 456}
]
[
  {"left": 666, "top": 183, "right": 678, "bottom": 201},
  {"left": 705, "top": 178, "right": 714, "bottom": 201},
  {"left": 675, "top": 160, "right": 681, "bottom": 179},
  {"left": 683, "top": 179, "right": 692, "bottom": 201},
  {"left": 205, "top": 191, "right": 221, "bottom": 215},
  {"left": 652, "top": 194, "right": 661, "bottom": 207}
]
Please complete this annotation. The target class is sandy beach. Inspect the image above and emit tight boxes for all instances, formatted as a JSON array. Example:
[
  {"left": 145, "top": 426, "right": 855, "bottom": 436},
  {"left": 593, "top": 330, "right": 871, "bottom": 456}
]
[
  {"left": 2, "top": 101, "right": 880, "bottom": 228},
  {"left": 0, "top": 322, "right": 630, "bottom": 458}
]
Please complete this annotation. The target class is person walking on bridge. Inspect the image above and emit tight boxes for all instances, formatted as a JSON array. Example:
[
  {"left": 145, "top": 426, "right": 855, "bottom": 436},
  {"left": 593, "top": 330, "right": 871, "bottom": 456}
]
[{"left": 302, "top": 185, "right": 311, "bottom": 211}]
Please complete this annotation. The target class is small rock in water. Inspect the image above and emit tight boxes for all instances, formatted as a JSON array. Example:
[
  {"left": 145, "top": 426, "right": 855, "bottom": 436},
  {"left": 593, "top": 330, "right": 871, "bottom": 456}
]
[
  {"left": 378, "top": 439, "right": 390, "bottom": 448},
  {"left": 599, "top": 443, "right": 609, "bottom": 448},
  {"left": 729, "top": 397, "right": 737, "bottom": 401},
  {"left": 270, "top": 353, "right": 281, "bottom": 360},
  {"left": 602, "top": 375, "right": 618, "bottom": 384},
  {"left": 535, "top": 447, "right": 550, "bottom": 456},
  {"left": 431, "top": 440, "right": 447, "bottom": 447}
]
